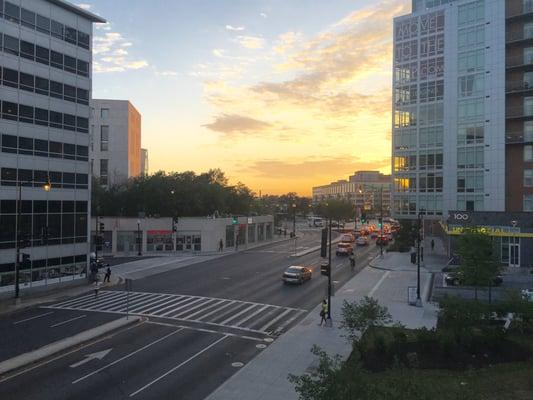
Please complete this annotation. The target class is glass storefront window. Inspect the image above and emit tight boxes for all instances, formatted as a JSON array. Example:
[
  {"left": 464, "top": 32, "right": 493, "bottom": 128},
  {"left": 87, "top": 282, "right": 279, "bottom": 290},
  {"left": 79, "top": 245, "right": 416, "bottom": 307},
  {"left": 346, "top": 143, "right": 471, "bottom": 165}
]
[
  {"left": 117, "top": 231, "right": 136, "bottom": 252},
  {"left": 147, "top": 230, "right": 173, "bottom": 251}
]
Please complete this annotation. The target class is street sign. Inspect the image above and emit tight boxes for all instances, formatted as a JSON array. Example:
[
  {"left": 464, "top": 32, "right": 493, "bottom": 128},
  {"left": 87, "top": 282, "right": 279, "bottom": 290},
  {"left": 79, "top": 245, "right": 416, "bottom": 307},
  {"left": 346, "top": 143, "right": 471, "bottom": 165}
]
[{"left": 247, "top": 217, "right": 253, "bottom": 224}]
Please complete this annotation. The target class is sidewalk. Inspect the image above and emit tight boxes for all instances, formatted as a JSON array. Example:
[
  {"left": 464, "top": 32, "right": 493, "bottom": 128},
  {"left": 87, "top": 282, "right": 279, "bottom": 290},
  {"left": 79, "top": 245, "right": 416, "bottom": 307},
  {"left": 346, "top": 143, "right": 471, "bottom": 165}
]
[{"left": 207, "top": 252, "right": 441, "bottom": 400}]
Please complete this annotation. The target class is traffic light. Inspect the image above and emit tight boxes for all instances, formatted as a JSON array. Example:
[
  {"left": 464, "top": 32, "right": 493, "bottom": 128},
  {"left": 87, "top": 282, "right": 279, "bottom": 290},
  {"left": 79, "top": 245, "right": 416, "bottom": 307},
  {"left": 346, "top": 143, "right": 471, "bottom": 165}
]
[
  {"left": 378, "top": 217, "right": 382, "bottom": 228},
  {"left": 361, "top": 213, "right": 366, "bottom": 224},
  {"left": 172, "top": 217, "right": 178, "bottom": 232},
  {"left": 99, "top": 222, "right": 105, "bottom": 232},
  {"left": 320, "top": 228, "right": 328, "bottom": 258},
  {"left": 232, "top": 216, "right": 238, "bottom": 225},
  {"left": 21, "top": 253, "right": 31, "bottom": 269}
]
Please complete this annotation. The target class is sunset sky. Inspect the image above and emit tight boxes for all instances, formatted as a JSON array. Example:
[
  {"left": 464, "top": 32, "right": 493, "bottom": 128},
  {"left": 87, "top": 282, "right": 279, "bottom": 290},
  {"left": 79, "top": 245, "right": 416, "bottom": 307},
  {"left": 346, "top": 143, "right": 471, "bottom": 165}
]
[{"left": 82, "top": 0, "right": 410, "bottom": 196}]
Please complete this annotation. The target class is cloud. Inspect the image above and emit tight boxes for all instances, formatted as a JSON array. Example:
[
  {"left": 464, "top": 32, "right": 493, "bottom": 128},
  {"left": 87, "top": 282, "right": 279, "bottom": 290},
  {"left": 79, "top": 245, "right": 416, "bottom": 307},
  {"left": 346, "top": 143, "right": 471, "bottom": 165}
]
[
  {"left": 273, "top": 31, "right": 302, "bottom": 54},
  {"left": 226, "top": 25, "right": 245, "bottom": 31},
  {"left": 76, "top": 3, "right": 91, "bottom": 10},
  {"left": 235, "top": 35, "right": 265, "bottom": 49},
  {"left": 242, "top": 157, "right": 391, "bottom": 179},
  {"left": 92, "top": 25, "right": 149, "bottom": 73},
  {"left": 212, "top": 49, "right": 225, "bottom": 58},
  {"left": 203, "top": 114, "right": 272, "bottom": 135},
  {"left": 260, "top": 13, "right": 268, "bottom": 18}
]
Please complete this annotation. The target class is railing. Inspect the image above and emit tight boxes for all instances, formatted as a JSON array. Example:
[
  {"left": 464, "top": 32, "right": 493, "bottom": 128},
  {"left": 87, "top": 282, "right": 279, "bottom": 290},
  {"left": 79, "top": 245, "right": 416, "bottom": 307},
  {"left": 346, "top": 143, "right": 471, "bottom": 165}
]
[
  {"left": 506, "top": 80, "right": 533, "bottom": 92},
  {"left": 506, "top": 55, "right": 533, "bottom": 68},
  {"left": 505, "top": 133, "right": 533, "bottom": 144},
  {"left": 506, "top": 30, "right": 533, "bottom": 43},
  {"left": 507, "top": 2, "right": 533, "bottom": 18},
  {"left": 506, "top": 107, "right": 533, "bottom": 118}
]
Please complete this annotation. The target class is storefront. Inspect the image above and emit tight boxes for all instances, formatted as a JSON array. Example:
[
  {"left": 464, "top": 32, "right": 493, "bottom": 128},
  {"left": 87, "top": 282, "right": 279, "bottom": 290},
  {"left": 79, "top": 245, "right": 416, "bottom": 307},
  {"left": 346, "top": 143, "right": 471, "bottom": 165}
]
[{"left": 442, "top": 211, "right": 533, "bottom": 268}]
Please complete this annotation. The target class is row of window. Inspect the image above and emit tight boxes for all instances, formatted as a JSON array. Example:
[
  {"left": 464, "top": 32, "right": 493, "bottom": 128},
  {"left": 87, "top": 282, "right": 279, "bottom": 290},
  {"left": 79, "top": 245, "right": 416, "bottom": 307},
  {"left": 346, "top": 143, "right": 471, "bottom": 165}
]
[
  {"left": 393, "top": 195, "right": 443, "bottom": 215},
  {"left": 393, "top": 152, "right": 444, "bottom": 171},
  {"left": 0, "top": 100, "right": 89, "bottom": 133},
  {"left": 0, "top": 33, "right": 89, "bottom": 77},
  {"left": 457, "top": 146, "right": 484, "bottom": 169},
  {"left": 0, "top": 168, "right": 88, "bottom": 189},
  {"left": 1, "top": 0, "right": 90, "bottom": 49},
  {"left": 458, "top": 0, "right": 484, "bottom": 27},
  {"left": 0, "top": 199, "right": 87, "bottom": 214},
  {"left": 395, "top": 80, "right": 444, "bottom": 105},
  {"left": 394, "top": 57, "right": 444, "bottom": 85},
  {"left": 457, "top": 170, "right": 484, "bottom": 193},
  {"left": 395, "top": 11, "right": 444, "bottom": 41},
  {"left": 395, "top": 34, "right": 445, "bottom": 63},
  {"left": 458, "top": 25, "right": 484, "bottom": 50},
  {"left": 1, "top": 66, "right": 89, "bottom": 105},
  {"left": 1, "top": 134, "right": 89, "bottom": 161},
  {"left": 0, "top": 254, "right": 87, "bottom": 273},
  {"left": 393, "top": 127, "right": 444, "bottom": 150}
]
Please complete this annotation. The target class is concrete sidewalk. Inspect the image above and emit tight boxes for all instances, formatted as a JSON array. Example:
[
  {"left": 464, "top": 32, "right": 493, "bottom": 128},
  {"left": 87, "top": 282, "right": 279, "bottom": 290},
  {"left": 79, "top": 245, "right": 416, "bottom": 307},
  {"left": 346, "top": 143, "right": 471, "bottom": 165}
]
[{"left": 207, "top": 252, "right": 440, "bottom": 400}]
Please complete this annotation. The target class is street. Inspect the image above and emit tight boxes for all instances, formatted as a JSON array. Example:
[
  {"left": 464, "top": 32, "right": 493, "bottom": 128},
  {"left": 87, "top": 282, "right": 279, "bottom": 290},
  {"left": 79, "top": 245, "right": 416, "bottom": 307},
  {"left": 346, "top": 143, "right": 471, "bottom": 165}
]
[{"left": 0, "top": 229, "right": 378, "bottom": 399}]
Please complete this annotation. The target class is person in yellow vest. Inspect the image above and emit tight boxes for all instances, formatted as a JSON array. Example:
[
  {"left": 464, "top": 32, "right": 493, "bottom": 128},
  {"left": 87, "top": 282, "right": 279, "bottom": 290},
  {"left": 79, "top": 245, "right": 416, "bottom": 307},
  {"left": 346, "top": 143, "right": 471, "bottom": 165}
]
[{"left": 319, "top": 299, "right": 328, "bottom": 326}]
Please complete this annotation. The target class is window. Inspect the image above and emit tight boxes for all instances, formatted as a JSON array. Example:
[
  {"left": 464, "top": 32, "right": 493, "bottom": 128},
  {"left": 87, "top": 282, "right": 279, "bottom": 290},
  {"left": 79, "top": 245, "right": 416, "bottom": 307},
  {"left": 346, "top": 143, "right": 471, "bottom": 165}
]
[
  {"left": 100, "top": 159, "right": 108, "bottom": 176},
  {"left": 1, "top": 134, "right": 17, "bottom": 152},
  {"left": 525, "top": 97, "right": 533, "bottom": 116},
  {"left": 458, "top": 49, "right": 484, "bottom": 74},
  {"left": 63, "top": 114, "right": 76, "bottom": 131},
  {"left": 525, "top": 121, "right": 533, "bottom": 142},
  {"left": 525, "top": 195, "right": 533, "bottom": 211},
  {"left": 64, "top": 55, "right": 76, "bottom": 73},
  {"left": 36, "top": 15, "right": 50, "bottom": 34},
  {"left": 21, "top": 8, "right": 35, "bottom": 28},
  {"left": 36, "top": 46, "right": 49, "bottom": 65},
  {"left": 419, "top": 80, "right": 444, "bottom": 102},
  {"left": 63, "top": 143, "right": 76, "bottom": 160},
  {"left": 35, "top": 77, "right": 49, "bottom": 95},
  {"left": 525, "top": 22, "right": 533, "bottom": 40},
  {"left": 419, "top": 58, "right": 444, "bottom": 81},
  {"left": 525, "top": 170, "right": 533, "bottom": 187},
  {"left": 101, "top": 108, "right": 110, "bottom": 118},
  {"left": 2, "top": 101, "right": 17, "bottom": 120},
  {"left": 35, "top": 108, "right": 48, "bottom": 126},
  {"left": 19, "top": 72, "right": 34, "bottom": 92},
  {"left": 4, "top": 35, "right": 19, "bottom": 56},
  {"left": 49, "top": 111, "right": 62, "bottom": 129},
  {"left": 458, "top": 25, "right": 484, "bottom": 49},
  {"left": 77, "top": 88, "right": 89, "bottom": 105},
  {"left": 19, "top": 105, "right": 33, "bottom": 124},
  {"left": 77, "top": 60, "right": 88, "bottom": 77},
  {"left": 418, "top": 103, "right": 443, "bottom": 126},
  {"left": 64, "top": 85, "right": 76, "bottom": 102},
  {"left": 101, "top": 126, "right": 109, "bottom": 151},
  {"left": 50, "top": 50, "right": 63, "bottom": 69},
  {"left": 51, "top": 20, "right": 63, "bottom": 40},
  {"left": 4, "top": 1, "right": 20, "bottom": 23},
  {"left": 65, "top": 27, "right": 77, "bottom": 44},
  {"left": 420, "top": 34, "right": 444, "bottom": 58},
  {"left": 458, "top": 74, "right": 484, "bottom": 97},
  {"left": 50, "top": 81, "right": 63, "bottom": 99},
  {"left": 458, "top": 98, "right": 484, "bottom": 121},
  {"left": 458, "top": 146, "right": 484, "bottom": 168},
  {"left": 2, "top": 67, "right": 18, "bottom": 88},
  {"left": 458, "top": 124, "right": 484, "bottom": 145},
  {"left": 21, "top": 41, "right": 36, "bottom": 61},
  {"left": 395, "top": 40, "right": 418, "bottom": 63},
  {"left": 525, "top": 145, "right": 533, "bottom": 161},
  {"left": 419, "top": 126, "right": 443, "bottom": 148},
  {"left": 78, "top": 32, "right": 90, "bottom": 49},
  {"left": 458, "top": 0, "right": 484, "bottom": 26},
  {"left": 457, "top": 170, "right": 484, "bottom": 193}
]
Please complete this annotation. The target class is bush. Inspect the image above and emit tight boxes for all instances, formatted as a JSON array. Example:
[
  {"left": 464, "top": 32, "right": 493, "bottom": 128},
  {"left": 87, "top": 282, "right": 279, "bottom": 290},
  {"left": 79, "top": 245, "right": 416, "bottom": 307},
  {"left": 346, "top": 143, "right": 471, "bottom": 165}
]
[{"left": 340, "top": 297, "right": 392, "bottom": 343}]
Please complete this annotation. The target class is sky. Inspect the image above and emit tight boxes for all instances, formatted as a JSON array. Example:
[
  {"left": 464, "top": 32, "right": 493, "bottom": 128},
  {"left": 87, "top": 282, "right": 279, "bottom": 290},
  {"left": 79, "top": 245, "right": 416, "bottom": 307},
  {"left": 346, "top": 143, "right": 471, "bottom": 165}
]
[{"left": 80, "top": 0, "right": 411, "bottom": 196}]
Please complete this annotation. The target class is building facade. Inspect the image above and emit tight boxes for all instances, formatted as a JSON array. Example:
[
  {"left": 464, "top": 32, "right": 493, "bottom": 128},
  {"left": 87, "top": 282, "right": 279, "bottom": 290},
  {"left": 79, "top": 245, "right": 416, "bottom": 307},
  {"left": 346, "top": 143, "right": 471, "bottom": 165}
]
[
  {"left": 90, "top": 99, "right": 141, "bottom": 186},
  {"left": 91, "top": 215, "right": 274, "bottom": 256},
  {"left": 312, "top": 171, "right": 391, "bottom": 215},
  {"left": 0, "top": 0, "right": 104, "bottom": 293},
  {"left": 140, "top": 147, "right": 148, "bottom": 176}
]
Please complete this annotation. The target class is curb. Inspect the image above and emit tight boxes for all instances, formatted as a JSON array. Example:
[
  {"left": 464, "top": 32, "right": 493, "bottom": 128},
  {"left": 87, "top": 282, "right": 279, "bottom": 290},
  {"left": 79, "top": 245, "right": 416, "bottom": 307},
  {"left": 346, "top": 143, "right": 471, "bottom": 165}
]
[{"left": 0, "top": 316, "right": 141, "bottom": 376}]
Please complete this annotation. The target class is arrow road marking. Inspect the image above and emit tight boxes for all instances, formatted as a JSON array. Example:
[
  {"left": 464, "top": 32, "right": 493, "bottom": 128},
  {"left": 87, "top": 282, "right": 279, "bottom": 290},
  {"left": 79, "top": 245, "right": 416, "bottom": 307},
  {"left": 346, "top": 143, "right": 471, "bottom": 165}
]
[{"left": 69, "top": 349, "right": 112, "bottom": 368}]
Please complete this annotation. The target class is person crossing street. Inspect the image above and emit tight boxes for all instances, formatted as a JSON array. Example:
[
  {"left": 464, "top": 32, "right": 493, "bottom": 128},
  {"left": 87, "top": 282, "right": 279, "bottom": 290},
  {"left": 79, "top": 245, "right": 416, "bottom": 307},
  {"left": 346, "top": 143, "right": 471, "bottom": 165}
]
[{"left": 318, "top": 299, "right": 328, "bottom": 326}]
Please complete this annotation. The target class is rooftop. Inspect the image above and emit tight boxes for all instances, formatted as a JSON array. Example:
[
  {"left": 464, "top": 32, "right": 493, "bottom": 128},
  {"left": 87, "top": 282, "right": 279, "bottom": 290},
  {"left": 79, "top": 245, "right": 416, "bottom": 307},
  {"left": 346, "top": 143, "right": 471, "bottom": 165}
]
[{"left": 46, "top": 0, "right": 106, "bottom": 23}]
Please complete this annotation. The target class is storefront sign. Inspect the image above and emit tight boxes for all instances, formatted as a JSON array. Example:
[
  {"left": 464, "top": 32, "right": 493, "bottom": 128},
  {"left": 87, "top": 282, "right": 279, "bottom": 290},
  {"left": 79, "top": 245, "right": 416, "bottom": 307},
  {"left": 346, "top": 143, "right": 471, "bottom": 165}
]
[
  {"left": 448, "top": 212, "right": 471, "bottom": 223},
  {"left": 147, "top": 230, "right": 172, "bottom": 235}
]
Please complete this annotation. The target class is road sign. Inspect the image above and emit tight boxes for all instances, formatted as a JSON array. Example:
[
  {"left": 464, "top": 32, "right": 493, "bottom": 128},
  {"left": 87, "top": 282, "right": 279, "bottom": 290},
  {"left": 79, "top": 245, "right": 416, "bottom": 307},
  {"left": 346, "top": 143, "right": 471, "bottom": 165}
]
[{"left": 69, "top": 349, "right": 112, "bottom": 368}]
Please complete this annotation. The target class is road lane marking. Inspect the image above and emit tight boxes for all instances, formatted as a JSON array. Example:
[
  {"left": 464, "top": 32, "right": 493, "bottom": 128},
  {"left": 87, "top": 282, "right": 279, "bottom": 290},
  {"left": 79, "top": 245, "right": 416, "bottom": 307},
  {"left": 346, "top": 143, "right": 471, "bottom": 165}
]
[
  {"left": 158, "top": 297, "right": 207, "bottom": 317},
  {"left": 50, "top": 314, "right": 86, "bottom": 327},
  {"left": 140, "top": 296, "right": 190, "bottom": 315},
  {"left": 232, "top": 304, "right": 269, "bottom": 327},
  {"left": 181, "top": 299, "right": 228, "bottom": 320},
  {"left": 192, "top": 300, "right": 236, "bottom": 321},
  {"left": 72, "top": 328, "right": 183, "bottom": 384},
  {"left": 129, "top": 335, "right": 228, "bottom": 397},
  {"left": 368, "top": 271, "right": 390, "bottom": 297},
  {"left": 13, "top": 311, "right": 54, "bottom": 325},
  {"left": 220, "top": 304, "right": 257, "bottom": 325},
  {"left": 128, "top": 294, "right": 174, "bottom": 314},
  {"left": 137, "top": 296, "right": 187, "bottom": 314},
  {"left": 259, "top": 308, "right": 295, "bottom": 332},
  {"left": 69, "top": 349, "right": 112, "bottom": 368},
  {"left": 170, "top": 298, "right": 220, "bottom": 319},
  {"left": 53, "top": 291, "right": 122, "bottom": 308}
]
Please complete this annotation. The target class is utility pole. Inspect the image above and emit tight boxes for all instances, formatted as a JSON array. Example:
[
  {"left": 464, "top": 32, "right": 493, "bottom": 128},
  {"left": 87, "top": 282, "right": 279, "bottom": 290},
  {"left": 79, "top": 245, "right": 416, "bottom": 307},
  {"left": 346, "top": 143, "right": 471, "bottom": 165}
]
[
  {"left": 14, "top": 182, "right": 22, "bottom": 299},
  {"left": 327, "top": 215, "right": 332, "bottom": 325},
  {"left": 95, "top": 215, "right": 99, "bottom": 262},
  {"left": 380, "top": 186, "right": 383, "bottom": 257},
  {"left": 416, "top": 210, "right": 423, "bottom": 307}
]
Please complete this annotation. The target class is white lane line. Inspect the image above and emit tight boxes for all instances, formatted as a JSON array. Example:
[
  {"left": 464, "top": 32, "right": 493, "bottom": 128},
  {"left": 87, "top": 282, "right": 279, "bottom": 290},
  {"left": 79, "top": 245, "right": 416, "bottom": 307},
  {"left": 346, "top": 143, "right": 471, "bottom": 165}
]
[
  {"left": 145, "top": 321, "right": 266, "bottom": 342},
  {"left": 258, "top": 308, "right": 294, "bottom": 332},
  {"left": 170, "top": 299, "right": 220, "bottom": 319},
  {"left": 50, "top": 314, "right": 86, "bottom": 328},
  {"left": 232, "top": 305, "right": 269, "bottom": 327},
  {"left": 101, "top": 293, "right": 154, "bottom": 312},
  {"left": 71, "top": 292, "right": 127, "bottom": 310},
  {"left": 13, "top": 311, "right": 55, "bottom": 325},
  {"left": 138, "top": 296, "right": 187, "bottom": 315},
  {"left": 91, "top": 293, "right": 146, "bottom": 311},
  {"left": 120, "top": 294, "right": 168, "bottom": 312},
  {"left": 220, "top": 304, "right": 257, "bottom": 325},
  {"left": 72, "top": 328, "right": 183, "bottom": 384},
  {"left": 129, "top": 335, "right": 228, "bottom": 397},
  {"left": 192, "top": 300, "right": 236, "bottom": 321},
  {"left": 368, "top": 271, "right": 390, "bottom": 297},
  {"left": 181, "top": 299, "right": 228, "bottom": 320},
  {"left": 140, "top": 296, "right": 191, "bottom": 316},
  {"left": 52, "top": 291, "right": 120, "bottom": 308},
  {"left": 159, "top": 298, "right": 207, "bottom": 318}
]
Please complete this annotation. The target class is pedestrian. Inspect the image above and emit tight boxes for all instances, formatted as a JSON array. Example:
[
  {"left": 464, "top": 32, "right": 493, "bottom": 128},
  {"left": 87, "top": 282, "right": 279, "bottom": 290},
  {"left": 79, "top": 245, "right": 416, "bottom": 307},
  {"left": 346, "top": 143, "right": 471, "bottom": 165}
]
[
  {"left": 284, "top": 229, "right": 287, "bottom": 238},
  {"left": 103, "top": 267, "right": 111, "bottom": 283},
  {"left": 349, "top": 254, "right": 355, "bottom": 271},
  {"left": 219, "top": 239, "right": 224, "bottom": 252},
  {"left": 431, "top": 239, "right": 435, "bottom": 252},
  {"left": 318, "top": 299, "right": 328, "bottom": 326}
]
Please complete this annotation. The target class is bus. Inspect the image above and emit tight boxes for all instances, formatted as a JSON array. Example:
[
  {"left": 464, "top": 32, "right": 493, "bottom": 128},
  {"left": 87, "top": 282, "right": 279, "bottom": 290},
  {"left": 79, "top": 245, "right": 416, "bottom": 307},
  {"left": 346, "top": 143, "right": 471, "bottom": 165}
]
[{"left": 308, "top": 217, "right": 324, "bottom": 227}]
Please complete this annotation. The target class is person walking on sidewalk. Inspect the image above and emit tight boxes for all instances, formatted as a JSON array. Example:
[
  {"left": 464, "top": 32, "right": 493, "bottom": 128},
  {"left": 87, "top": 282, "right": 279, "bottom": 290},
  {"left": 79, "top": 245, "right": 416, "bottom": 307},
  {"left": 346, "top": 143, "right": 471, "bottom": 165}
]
[
  {"left": 431, "top": 239, "right": 435, "bottom": 252},
  {"left": 103, "top": 267, "right": 111, "bottom": 283},
  {"left": 349, "top": 254, "right": 355, "bottom": 271},
  {"left": 219, "top": 239, "right": 224, "bottom": 252},
  {"left": 319, "top": 299, "right": 328, "bottom": 326}
]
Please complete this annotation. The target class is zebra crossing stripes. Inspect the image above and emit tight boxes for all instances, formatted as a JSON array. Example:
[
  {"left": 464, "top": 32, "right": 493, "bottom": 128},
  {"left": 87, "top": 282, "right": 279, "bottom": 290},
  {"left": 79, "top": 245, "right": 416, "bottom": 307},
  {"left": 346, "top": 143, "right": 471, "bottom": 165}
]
[{"left": 45, "top": 290, "right": 307, "bottom": 335}]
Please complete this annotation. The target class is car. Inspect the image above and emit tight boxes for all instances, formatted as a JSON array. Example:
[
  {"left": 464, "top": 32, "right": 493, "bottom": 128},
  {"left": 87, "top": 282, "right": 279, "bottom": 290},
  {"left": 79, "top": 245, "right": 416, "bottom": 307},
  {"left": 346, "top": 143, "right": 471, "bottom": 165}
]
[
  {"left": 336, "top": 242, "right": 353, "bottom": 256},
  {"left": 282, "top": 265, "right": 312, "bottom": 284},
  {"left": 356, "top": 236, "right": 369, "bottom": 246},
  {"left": 444, "top": 271, "right": 503, "bottom": 287},
  {"left": 340, "top": 233, "right": 355, "bottom": 243},
  {"left": 521, "top": 289, "right": 533, "bottom": 302},
  {"left": 370, "top": 231, "right": 378, "bottom": 239},
  {"left": 353, "top": 230, "right": 362, "bottom": 238},
  {"left": 376, "top": 235, "right": 389, "bottom": 245}
]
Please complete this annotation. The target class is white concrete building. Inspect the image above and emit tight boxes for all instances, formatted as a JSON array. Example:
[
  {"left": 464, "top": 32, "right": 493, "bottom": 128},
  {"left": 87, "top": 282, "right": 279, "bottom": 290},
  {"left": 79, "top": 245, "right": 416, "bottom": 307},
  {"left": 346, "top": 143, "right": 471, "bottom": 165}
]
[
  {"left": 0, "top": 0, "right": 105, "bottom": 292},
  {"left": 90, "top": 99, "right": 141, "bottom": 186}
]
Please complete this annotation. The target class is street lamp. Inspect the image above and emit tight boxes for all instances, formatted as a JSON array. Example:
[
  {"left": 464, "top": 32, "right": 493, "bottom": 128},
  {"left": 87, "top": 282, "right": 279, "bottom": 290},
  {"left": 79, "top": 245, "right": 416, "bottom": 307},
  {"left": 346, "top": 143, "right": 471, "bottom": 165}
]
[
  {"left": 14, "top": 177, "right": 52, "bottom": 299},
  {"left": 416, "top": 209, "right": 425, "bottom": 307},
  {"left": 137, "top": 219, "right": 142, "bottom": 256},
  {"left": 292, "top": 203, "right": 296, "bottom": 237}
]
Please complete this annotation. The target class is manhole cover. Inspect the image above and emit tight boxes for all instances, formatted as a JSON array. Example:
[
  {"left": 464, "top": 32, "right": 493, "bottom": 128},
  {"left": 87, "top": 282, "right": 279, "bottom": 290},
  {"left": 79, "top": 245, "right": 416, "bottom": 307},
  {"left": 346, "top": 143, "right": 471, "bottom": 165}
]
[
  {"left": 231, "top": 362, "right": 244, "bottom": 368},
  {"left": 256, "top": 344, "right": 267, "bottom": 349}
]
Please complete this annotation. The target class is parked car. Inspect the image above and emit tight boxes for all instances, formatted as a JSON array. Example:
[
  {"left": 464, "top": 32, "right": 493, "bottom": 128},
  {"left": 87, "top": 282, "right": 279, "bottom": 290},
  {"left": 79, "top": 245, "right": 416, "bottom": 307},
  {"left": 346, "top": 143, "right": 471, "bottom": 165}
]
[
  {"left": 376, "top": 235, "right": 389, "bottom": 245},
  {"left": 356, "top": 236, "right": 369, "bottom": 246},
  {"left": 336, "top": 242, "right": 353, "bottom": 256},
  {"left": 521, "top": 288, "right": 533, "bottom": 302},
  {"left": 340, "top": 233, "right": 355, "bottom": 243},
  {"left": 282, "top": 266, "right": 312, "bottom": 284},
  {"left": 444, "top": 271, "right": 503, "bottom": 287}
]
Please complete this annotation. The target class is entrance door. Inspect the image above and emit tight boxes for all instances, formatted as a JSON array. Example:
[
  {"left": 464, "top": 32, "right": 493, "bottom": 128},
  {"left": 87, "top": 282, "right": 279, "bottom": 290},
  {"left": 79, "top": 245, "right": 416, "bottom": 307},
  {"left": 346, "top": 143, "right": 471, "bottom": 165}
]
[{"left": 509, "top": 237, "right": 520, "bottom": 267}]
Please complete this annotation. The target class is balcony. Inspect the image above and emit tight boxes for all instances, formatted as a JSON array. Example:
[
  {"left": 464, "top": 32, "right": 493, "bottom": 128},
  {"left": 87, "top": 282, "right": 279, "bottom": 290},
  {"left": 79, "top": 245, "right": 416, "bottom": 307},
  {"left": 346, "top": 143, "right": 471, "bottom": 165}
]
[
  {"left": 507, "top": 2, "right": 533, "bottom": 20},
  {"left": 506, "top": 55, "right": 533, "bottom": 69},
  {"left": 506, "top": 30, "right": 533, "bottom": 44},
  {"left": 506, "top": 80, "right": 533, "bottom": 93},
  {"left": 506, "top": 107, "right": 533, "bottom": 119},
  {"left": 506, "top": 133, "right": 533, "bottom": 144}
]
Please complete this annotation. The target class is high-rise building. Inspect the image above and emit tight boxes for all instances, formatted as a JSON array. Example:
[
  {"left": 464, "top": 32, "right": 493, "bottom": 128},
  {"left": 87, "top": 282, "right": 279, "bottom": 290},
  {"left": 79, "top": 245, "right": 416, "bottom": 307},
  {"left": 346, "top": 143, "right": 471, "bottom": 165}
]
[
  {"left": 90, "top": 99, "right": 141, "bottom": 186},
  {"left": 0, "top": 0, "right": 105, "bottom": 292},
  {"left": 312, "top": 171, "right": 391, "bottom": 215},
  {"left": 392, "top": 0, "right": 533, "bottom": 267},
  {"left": 140, "top": 148, "right": 149, "bottom": 176}
]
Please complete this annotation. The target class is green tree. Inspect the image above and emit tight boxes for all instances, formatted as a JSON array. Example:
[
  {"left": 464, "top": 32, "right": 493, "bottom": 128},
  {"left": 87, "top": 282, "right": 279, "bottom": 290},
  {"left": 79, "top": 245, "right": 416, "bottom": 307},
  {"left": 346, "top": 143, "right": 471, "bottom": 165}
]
[
  {"left": 457, "top": 228, "right": 501, "bottom": 300},
  {"left": 339, "top": 296, "right": 392, "bottom": 343}
]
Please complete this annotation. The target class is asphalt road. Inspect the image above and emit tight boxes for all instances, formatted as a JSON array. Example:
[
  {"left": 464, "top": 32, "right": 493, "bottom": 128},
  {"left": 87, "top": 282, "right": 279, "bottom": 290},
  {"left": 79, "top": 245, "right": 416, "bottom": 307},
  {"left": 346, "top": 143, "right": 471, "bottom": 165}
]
[{"left": 0, "top": 228, "right": 379, "bottom": 399}]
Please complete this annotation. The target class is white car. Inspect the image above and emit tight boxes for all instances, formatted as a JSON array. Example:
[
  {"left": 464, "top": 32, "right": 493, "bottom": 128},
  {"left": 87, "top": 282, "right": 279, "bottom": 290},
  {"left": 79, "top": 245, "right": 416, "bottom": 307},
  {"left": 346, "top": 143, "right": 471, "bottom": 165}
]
[
  {"left": 356, "top": 236, "right": 369, "bottom": 246},
  {"left": 522, "top": 289, "right": 533, "bottom": 302}
]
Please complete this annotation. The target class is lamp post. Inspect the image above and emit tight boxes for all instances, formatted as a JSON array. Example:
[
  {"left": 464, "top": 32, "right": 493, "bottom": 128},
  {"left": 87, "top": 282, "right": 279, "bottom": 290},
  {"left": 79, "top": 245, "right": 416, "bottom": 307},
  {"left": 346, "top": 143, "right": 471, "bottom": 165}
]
[
  {"left": 137, "top": 219, "right": 142, "bottom": 256},
  {"left": 416, "top": 209, "right": 425, "bottom": 307},
  {"left": 292, "top": 203, "right": 296, "bottom": 236},
  {"left": 380, "top": 186, "right": 384, "bottom": 257},
  {"left": 327, "top": 212, "right": 332, "bottom": 325},
  {"left": 15, "top": 177, "right": 51, "bottom": 299},
  {"left": 510, "top": 220, "right": 518, "bottom": 267}
]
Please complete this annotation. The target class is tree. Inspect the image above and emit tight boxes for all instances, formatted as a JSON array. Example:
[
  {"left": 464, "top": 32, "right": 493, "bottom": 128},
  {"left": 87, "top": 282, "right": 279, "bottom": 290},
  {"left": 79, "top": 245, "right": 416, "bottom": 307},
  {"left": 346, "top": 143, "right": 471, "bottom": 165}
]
[
  {"left": 315, "top": 200, "right": 354, "bottom": 223},
  {"left": 457, "top": 228, "right": 501, "bottom": 300},
  {"left": 339, "top": 296, "right": 392, "bottom": 343}
]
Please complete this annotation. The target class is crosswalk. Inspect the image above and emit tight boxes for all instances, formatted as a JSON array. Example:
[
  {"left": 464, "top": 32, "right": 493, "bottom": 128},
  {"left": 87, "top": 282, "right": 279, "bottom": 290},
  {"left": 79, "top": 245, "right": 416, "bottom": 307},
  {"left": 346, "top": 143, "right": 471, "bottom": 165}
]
[{"left": 44, "top": 290, "right": 307, "bottom": 335}]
